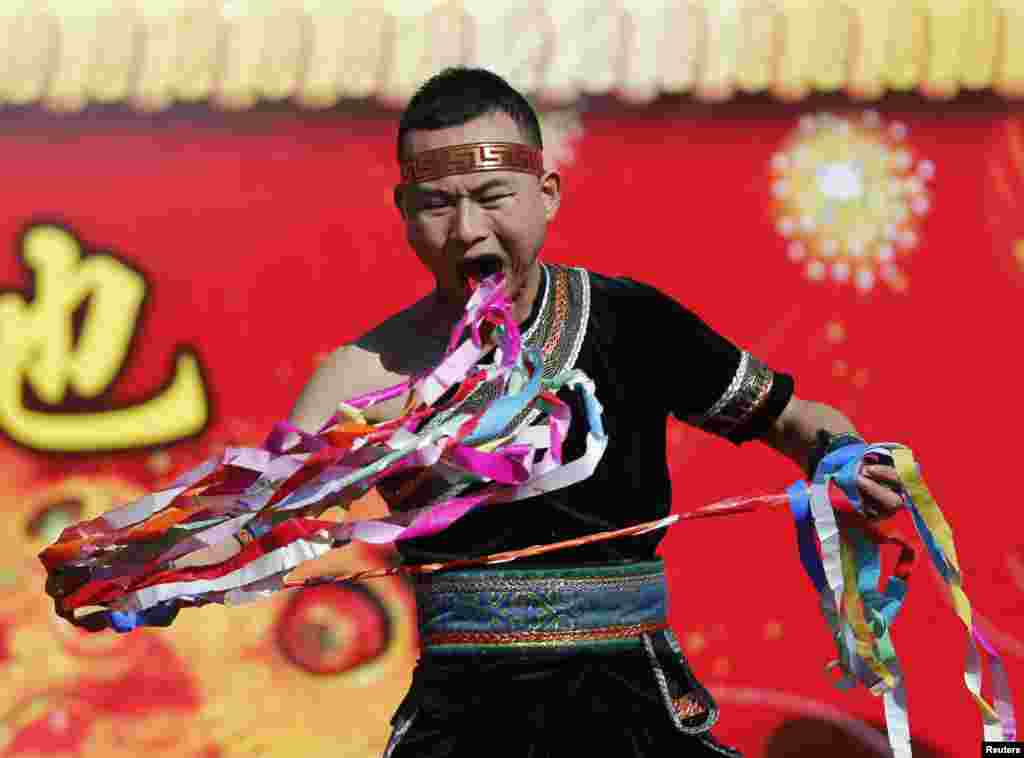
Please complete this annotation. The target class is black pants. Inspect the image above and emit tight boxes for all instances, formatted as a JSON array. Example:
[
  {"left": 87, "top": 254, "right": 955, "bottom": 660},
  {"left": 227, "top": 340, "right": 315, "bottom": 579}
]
[{"left": 384, "top": 648, "right": 741, "bottom": 757}]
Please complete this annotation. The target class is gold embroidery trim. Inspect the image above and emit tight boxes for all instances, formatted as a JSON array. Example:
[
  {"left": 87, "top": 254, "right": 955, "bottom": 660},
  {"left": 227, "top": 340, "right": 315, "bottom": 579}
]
[
  {"left": 541, "top": 265, "right": 570, "bottom": 358},
  {"left": 694, "top": 353, "right": 776, "bottom": 437},
  {"left": 423, "top": 621, "right": 669, "bottom": 647}
]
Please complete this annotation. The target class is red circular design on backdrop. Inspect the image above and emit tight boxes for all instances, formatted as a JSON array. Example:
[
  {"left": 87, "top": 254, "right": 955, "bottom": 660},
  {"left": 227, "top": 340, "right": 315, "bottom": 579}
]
[{"left": 275, "top": 583, "right": 390, "bottom": 675}]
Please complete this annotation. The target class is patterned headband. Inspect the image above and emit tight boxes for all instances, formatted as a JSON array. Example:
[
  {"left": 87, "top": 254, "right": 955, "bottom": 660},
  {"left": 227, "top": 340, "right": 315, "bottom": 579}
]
[{"left": 400, "top": 141, "right": 544, "bottom": 185}]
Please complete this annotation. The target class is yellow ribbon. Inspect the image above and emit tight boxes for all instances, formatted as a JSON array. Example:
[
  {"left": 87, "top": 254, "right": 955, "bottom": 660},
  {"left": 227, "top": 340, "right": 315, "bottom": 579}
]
[{"left": 891, "top": 447, "right": 1001, "bottom": 726}]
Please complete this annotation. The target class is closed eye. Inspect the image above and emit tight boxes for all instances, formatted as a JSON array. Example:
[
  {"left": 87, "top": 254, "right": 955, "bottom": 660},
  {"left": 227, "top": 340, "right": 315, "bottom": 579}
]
[{"left": 479, "top": 194, "right": 512, "bottom": 205}]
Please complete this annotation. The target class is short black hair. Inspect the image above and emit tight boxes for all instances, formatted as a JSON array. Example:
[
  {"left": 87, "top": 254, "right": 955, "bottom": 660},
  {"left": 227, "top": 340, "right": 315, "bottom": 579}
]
[{"left": 397, "top": 67, "right": 542, "bottom": 162}]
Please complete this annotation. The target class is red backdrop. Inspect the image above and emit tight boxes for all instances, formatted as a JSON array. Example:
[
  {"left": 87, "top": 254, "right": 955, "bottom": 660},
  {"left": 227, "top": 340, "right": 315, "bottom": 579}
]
[{"left": 0, "top": 99, "right": 1020, "bottom": 758}]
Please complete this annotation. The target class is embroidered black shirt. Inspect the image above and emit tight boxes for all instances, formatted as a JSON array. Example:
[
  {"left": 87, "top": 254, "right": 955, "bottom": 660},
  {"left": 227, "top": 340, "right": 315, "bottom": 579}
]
[{"left": 396, "top": 266, "right": 794, "bottom": 566}]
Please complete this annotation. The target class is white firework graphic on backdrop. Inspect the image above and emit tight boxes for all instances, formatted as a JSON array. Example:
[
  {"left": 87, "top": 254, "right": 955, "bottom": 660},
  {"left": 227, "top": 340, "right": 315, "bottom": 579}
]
[{"left": 770, "top": 111, "right": 935, "bottom": 293}]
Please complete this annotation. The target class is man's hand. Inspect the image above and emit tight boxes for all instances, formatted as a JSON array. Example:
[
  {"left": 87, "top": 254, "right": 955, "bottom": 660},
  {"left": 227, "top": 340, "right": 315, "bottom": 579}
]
[
  {"left": 766, "top": 396, "right": 908, "bottom": 520},
  {"left": 857, "top": 462, "right": 905, "bottom": 520}
]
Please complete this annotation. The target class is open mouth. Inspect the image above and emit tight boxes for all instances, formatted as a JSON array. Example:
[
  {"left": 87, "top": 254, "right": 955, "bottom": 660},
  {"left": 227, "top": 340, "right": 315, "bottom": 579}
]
[{"left": 459, "top": 255, "right": 505, "bottom": 287}]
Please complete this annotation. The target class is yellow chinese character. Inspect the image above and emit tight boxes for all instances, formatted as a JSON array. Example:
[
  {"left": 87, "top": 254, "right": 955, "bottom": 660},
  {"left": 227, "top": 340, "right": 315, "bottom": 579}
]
[{"left": 0, "top": 224, "right": 208, "bottom": 451}]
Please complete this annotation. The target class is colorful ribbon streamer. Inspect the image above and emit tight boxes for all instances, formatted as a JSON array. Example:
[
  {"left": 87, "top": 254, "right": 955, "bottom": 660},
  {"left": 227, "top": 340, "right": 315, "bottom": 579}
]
[
  {"left": 40, "top": 274, "right": 609, "bottom": 628},
  {"left": 781, "top": 442, "right": 1013, "bottom": 756}
]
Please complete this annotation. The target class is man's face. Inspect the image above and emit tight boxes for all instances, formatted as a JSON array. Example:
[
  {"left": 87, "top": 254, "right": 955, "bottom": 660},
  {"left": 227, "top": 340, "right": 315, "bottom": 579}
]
[{"left": 395, "top": 111, "right": 560, "bottom": 310}]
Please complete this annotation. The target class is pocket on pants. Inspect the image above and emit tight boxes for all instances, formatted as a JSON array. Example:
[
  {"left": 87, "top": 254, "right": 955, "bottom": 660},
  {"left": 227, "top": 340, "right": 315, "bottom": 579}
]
[{"left": 642, "top": 628, "right": 720, "bottom": 735}]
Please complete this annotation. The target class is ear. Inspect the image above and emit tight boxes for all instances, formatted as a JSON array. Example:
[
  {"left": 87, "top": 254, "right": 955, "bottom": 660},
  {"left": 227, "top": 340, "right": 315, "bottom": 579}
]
[
  {"left": 539, "top": 170, "right": 561, "bottom": 221},
  {"left": 393, "top": 185, "right": 407, "bottom": 219}
]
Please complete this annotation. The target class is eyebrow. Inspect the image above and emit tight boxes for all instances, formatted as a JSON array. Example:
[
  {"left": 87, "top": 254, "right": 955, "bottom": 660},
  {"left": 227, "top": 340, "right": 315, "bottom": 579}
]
[{"left": 413, "top": 178, "right": 514, "bottom": 199}]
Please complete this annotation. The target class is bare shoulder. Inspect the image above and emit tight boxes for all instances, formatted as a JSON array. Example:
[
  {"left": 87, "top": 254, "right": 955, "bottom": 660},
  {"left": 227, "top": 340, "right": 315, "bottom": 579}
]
[{"left": 289, "top": 296, "right": 448, "bottom": 430}]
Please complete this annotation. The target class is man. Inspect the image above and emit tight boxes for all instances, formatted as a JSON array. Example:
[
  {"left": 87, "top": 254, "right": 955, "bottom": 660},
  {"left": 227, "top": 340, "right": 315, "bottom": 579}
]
[{"left": 290, "top": 67, "right": 905, "bottom": 757}]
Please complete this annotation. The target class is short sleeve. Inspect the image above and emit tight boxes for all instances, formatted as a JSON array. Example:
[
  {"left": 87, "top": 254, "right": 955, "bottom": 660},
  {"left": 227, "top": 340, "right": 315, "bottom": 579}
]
[{"left": 616, "top": 277, "right": 794, "bottom": 445}]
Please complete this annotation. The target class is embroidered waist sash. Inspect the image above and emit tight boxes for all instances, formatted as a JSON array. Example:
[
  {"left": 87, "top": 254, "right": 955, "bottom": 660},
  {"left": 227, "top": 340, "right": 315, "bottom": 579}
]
[{"left": 414, "top": 559, "right": 669, "bottom": 655}]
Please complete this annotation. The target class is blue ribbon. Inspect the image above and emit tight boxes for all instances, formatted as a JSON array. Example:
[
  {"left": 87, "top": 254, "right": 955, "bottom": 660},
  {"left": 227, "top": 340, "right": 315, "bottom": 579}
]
[
  {"left": 107, "top": 600, "right": 181, "bottom": 633},
  {"left": 787, "top": 481, "right": 827, "bottom": 593},
  {"left": 846, "top": 525, "right": 908, "bottom": 630},
  {"left": 463, "top": 347, "right": 544, "bottom": 445}
]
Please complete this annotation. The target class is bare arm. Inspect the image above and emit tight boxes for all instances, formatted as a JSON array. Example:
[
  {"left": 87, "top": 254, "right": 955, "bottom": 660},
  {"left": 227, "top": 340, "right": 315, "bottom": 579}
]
[
  {"left": 288, "top": 345, "right": 358, "bottom": 434},
  {"left": 291, "top": 339, "right": 413, "bottom": 432},
  {"left": 761, "top": 395, "right": 859, "bottom": 476}
]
